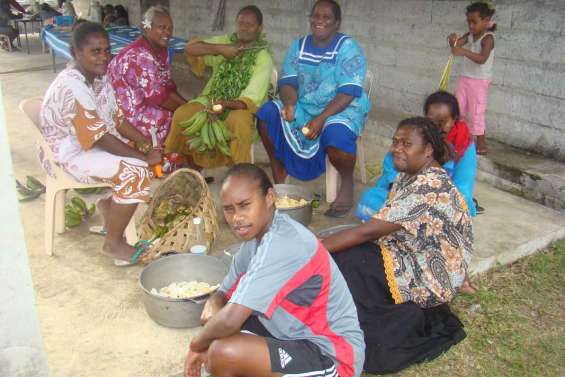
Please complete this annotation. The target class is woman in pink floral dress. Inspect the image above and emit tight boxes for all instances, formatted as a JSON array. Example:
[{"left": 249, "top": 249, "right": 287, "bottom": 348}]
[{"left": 108, "top": 5, "right": 186, "bottom": 145}]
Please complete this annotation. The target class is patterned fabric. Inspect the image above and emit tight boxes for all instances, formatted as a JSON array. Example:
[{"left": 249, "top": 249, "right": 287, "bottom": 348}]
[
  {"left": 355, "top": 139, "right": 478, "bottom": 221},
  {"left": 108, "top": 36, "right": 176, "bottom": 145},
  {"left": 373, "top": 167, "right": 473, "bottom": 308},
  {"left": 275, "top": 33, "right": 370, "bottom": 158},
  {"left": 40, "top": 64, "right": 151, "bottom": 204}
]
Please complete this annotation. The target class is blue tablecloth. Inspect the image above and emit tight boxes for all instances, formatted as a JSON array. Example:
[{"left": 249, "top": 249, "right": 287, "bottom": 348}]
[{"left": 42, "top": 25, "right": 186, "bottom": 63}]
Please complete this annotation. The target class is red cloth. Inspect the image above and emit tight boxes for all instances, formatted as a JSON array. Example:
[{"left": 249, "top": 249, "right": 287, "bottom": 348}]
[{"left": 446, "top": 120, "right": 472, "bottom": 161}]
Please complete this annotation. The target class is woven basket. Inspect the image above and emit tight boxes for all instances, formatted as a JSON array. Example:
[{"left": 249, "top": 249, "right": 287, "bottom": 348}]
[{"left": 139, "top": 168, "right": 219, "bottom": 264}]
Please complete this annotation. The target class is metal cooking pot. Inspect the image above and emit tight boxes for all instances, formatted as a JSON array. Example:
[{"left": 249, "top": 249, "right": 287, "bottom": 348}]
[
  {"left": 139, "top": 253, "right": 228, "bottom": 328},
  {"left": 274, "top": 184, "right": 315, "bottom": 226}
]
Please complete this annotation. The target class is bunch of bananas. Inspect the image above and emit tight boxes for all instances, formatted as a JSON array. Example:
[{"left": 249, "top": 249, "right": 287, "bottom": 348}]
[
  {"left": 179, "top": 109, "right": 233, "bottom": 157},
  {"left": 65, "top": 196, "right": 95, "bottom": 228}
]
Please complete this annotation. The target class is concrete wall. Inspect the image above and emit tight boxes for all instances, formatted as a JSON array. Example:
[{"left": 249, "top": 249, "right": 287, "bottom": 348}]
[
  {"left": 0, "top": 89, "right": 50, "bottom": 376},
  {"left": 71, "top": 0, "right": 565, "bottom": 161}
]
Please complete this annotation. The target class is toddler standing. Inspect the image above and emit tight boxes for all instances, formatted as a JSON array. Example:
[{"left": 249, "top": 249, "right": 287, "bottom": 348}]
[{"left": 448, "top": 1, "right": 496, "bottom": 155}]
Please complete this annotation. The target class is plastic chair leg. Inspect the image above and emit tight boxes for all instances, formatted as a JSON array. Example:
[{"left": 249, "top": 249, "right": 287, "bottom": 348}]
[
  {"left": 54, "top": 189, "right": 66, "bottom": 234},
  {"left": 44, "top": 185, "right": 57, "bottom": 256},
  {"left": 325, "top": 156, "right": 340, "bottom": 203},
  {"left": 250, "top": 144, "right": 255, "bottom": 164}
]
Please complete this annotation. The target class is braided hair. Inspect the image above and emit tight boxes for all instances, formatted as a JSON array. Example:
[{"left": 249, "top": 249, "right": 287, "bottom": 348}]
[{"left": 397, "top": 117, "right": 453, "bottom": 165}]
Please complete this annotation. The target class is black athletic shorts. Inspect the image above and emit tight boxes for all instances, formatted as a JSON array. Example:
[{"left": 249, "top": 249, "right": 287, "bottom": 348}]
[{"left": 241, "top": 316, "right": 338, "bottom": 377}]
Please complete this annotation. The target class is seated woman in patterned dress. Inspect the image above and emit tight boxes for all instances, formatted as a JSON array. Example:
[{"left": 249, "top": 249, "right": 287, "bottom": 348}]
[
  {"left": 40, "top": 22, "right": 161, "bottom": 263},
  {"left": 108, "top": 5, "right": 186, "bottom": 146},
  {"left": 356, "top": 91, "right": 478, "bottom": 221},
  {"left": 256, "top": 0, "right": 370, "bottom": 218},
  {"left": 322, "top": 117, "right": 473, "bottom": 374}
]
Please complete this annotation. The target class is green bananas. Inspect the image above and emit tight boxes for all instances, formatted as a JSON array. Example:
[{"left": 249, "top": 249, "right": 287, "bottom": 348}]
[
  {"left": 64, "top": 196, "right": 95, "bottom": 229},
  {"left": 179, "top": 110, "right": 233, "bottom": 157}
]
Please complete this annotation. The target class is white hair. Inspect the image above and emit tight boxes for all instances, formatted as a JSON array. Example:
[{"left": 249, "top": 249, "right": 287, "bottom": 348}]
[{"left": 143, "top": 5, "right": 170, "bottom": 24}]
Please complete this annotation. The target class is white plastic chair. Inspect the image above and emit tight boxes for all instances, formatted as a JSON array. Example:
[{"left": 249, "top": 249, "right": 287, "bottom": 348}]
[
  {"left": 325, "top": 69, "right": 375, "bottom": 203},
  {"left": 19, "top": 97, "right": 138, "bottom": 256},
  {"left": 250, "top": 67, "right": 278, "bottom": 164}
]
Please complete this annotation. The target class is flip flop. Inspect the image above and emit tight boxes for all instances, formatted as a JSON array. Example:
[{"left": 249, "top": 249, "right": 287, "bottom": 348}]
[
  {"left": 473, "top": 198, "right": 485, "bottom": 215},
  {"left": 89, "top": 225, "right": 107, "bottom": 236},
  {"left": 113, "top": 240, "right": 150, "bottom": 267},
  {"left": 324, "top": 203, "right": 353, "bottom": 218}
]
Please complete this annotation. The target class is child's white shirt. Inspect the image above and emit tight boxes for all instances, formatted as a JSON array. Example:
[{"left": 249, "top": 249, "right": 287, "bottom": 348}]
[{"left": 461, "top": 32, "right": 495, "bottom": 80}]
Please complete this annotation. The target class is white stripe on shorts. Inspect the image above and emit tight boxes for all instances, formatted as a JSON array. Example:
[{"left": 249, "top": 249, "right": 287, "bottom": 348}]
[{"left": 282, "top": 364, "right": 337, "bottom": 377}]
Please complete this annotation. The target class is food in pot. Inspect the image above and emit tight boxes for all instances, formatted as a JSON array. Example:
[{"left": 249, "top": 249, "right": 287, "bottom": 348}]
[
  {"left": 150, "top": 281, "right": 219, "bottom": 299},
  {"left": 276, "top": 195, "right": 309, "bottom": 209}
]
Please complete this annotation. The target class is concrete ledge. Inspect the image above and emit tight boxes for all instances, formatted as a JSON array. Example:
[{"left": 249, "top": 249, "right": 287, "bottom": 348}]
[{"left": 477, "top": 140, "right": 565, "bottom": 212}]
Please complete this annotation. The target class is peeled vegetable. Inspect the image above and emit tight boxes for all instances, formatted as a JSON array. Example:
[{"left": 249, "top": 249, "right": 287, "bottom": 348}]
[
  {"left": 212, "top": 104, "right": 223, "bottom": 112},
  {"left": 150, "top": 281, "right": 219, "bottom": 299},
  {"left": 302, "top": 127, "right": 310, "bottom": 136},
  {"left": 276, "top": 195, "right": 309, "bottom": 209}
]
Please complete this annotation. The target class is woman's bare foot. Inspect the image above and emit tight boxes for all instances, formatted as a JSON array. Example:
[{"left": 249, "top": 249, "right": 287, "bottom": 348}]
[
  {"left": 102, "top": 237, "right": 139, "bottom": 262},
  {"left": 460, "top": 279, "right": 478, "bottom": 294}
]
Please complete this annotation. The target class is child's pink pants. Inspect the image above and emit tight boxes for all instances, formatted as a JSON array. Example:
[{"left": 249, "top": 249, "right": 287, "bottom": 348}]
[{"left": 455, "top": 76, "right": 491, "bottom": 136}]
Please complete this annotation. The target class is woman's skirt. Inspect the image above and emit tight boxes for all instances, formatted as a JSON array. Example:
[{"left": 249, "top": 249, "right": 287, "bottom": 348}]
[
  {"left": 256, "top": 101, "right": 357, "bottom": 181},
  {"left": 332, "top": 242, "right": 466, "bottom": 374}
]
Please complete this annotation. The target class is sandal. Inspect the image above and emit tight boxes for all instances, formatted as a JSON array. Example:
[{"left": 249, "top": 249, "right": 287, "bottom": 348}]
[
  {"left": 113, "top": 240, "right": 150, "bottom": 267},
  {"left": 89, "top": 225, "right": 107, "bottom": 236},
  {"left": 473, "top": 198, "right": 485, "bottom": 215},
  {"left": 324, "top": 203, "right": 353, "bottom": 218}
]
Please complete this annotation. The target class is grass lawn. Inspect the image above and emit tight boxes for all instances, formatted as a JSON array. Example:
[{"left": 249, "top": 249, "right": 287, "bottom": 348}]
[{"left": 371, "top": 240, "right": 565, "bottom": 377}]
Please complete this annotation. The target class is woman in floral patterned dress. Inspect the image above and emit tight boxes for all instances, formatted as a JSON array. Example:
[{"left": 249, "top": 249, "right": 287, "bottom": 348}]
[
  {"left": 40, "top": 22, "right": 161, "bottom": 264},
  {"left": 322, "top": 117, "right": 473, "bottom": 374},
  {"left": 108, "top": 5, "right": 186, "bottom": 145}
]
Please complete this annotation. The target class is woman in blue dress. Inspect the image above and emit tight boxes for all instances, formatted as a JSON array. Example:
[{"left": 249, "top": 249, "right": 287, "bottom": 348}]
[
  {"left": 356, "top": 91, "right": 479, "bottom": 222},
  {"left": 257, "top": 0, "right": 370, "bottom": 217}
]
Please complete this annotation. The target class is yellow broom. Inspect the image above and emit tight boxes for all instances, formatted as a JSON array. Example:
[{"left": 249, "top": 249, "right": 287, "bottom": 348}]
[{"left": 439, "top": 41, "right": 457, "bottom": 91}]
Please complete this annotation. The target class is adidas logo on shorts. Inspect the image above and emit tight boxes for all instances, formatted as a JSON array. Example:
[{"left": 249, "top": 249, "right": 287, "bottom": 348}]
[{"left": 279, "top": 347, "right": 293, "bottom": 369}]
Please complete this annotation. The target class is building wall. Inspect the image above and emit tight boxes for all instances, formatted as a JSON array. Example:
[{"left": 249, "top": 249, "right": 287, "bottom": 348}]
[
  {"left": 72, "top": 0, "right": 565, "bottom": 160},
  {"left": 0, "top": 89, "right": 49, "bottom": 377}
]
